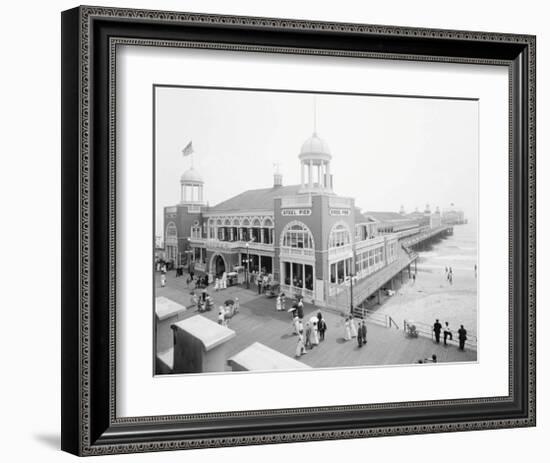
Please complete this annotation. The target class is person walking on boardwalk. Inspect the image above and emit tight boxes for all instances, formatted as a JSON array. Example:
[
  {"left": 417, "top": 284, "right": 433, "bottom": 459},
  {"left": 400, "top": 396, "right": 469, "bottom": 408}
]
[
  {"left": 350, "top": 317, "right": 358, "bottom": 339},
  {"left": 305, "top": 321, "right": 313, "bottom": 349},
  {"left": 311, "top": 317, "right": 320, "bottom": 346},
  {"left": 318, "top": 318, "right": 327, "bottom": 341},
  {"left": 276, "top": 294, "right": 282, "bottom": 311},
  {"left": 344, "top": 316, "right": 352, "bottom": 341},
  {"left": 361, "top": 320, "right": 367, "bottom": 345},
  {"left": 458, "top": 325, "right": 468, "bottom": 350},
  {"left": 357, "top": 327, "right": 363, "bottom": 347},
  {"left": 257, "top": 273, "right": 263, "bottom": 294},
  {"left": 316, "top": 309, "right": 323, "bottom": 324},
  {"left": 160, "top": 272, "right": 166, "bottom": 288},
  {"left": 433, "top": 319, "right": 442, "bottom": 343},
  {"left": 297, "top": 296, "right": 304, "bottom": 319},
  {"left": 292, "top": 315, "right": 301, "bottom": 335},
  {"left": 443, "top": 321, "right": 453, "bottom": 345},
  {"left": 295, "top": 331, "right": 307, "bottom": 357}
]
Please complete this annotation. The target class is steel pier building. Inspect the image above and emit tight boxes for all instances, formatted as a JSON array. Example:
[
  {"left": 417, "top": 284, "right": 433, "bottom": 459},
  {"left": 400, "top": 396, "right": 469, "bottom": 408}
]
[{"left": 163, "top": 130, "right": 442, "bottom": 308}]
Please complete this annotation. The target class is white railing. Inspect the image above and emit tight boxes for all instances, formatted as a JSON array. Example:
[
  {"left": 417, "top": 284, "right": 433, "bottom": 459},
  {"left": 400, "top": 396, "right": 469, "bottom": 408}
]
[
  {"left": 248, "top": 241, "right": 275, "bottom": 252},
  {"left": 280, "top": 284, "right": 314, "bottom": 301},
  {"left": 355, "top": 235, "right": 384, "bottom": 250},
  {"left": 187, "top": 205, "right": 202, "bottom": 213},
  {"left": 329, "top": 196, "right": 353, "bottom": 208},
  {"left": 281, "top": 195, "right": 312, "bottom": 208},
  {"left": 190, "top": 238, "right": 275, "bottom": 253},
  {"left": 203, "top": 239, "right": 241, "bottom": 250},
  {"left": 279, "top": 246, "right": 315, "bottom": 260},
  {"left": 328, "top": 243, "right": 353, "bottom": 261}
]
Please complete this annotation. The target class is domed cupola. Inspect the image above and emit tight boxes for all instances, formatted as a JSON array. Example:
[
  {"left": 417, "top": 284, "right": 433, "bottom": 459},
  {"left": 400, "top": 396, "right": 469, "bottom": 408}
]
[
  {"left": 298, "top": 132, "right": 333, "bottom": 193},
  {"left": 180, "top": 167, "right": 205, "bottom": 205},
  {"left": 180, "top": 167, "right": 204, "bottom": 185},
  {"left": 299, "top": 133, "right": 332, "bottom": 160}
]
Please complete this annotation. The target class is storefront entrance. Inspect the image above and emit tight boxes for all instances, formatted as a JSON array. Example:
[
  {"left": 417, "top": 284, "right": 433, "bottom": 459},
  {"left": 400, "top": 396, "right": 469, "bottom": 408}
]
[{"left": 212, "top": 254, "right": 226, "bottom": 277}]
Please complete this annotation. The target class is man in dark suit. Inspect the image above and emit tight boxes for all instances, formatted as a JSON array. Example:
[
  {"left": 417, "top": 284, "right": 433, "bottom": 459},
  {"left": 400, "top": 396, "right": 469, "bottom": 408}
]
[
  {"left": 433, "top": 319, "right": 442, "bottom": 343},
  {"left": 297, "top": 297, "right": 304, "bottom": 319},
  {"left": 318, "top": 318, "right": 327, "bottom": 341},
  {"left": 458, "top": 325, "right": 467, "bottom": 350},
  {"left": 360, "top": 320, "right": 367, "bottom": 345}
]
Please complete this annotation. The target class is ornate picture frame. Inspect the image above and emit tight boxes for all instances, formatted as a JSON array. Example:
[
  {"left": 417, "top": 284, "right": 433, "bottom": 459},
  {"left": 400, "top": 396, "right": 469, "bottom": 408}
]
[{"left": 61, "top": 6, "right": 536, "bottom": 456}]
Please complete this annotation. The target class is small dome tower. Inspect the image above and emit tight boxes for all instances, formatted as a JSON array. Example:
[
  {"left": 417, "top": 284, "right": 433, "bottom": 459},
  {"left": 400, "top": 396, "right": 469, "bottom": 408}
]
[{"left": 180, "top": 167, "right": 205, "bottom": 205}]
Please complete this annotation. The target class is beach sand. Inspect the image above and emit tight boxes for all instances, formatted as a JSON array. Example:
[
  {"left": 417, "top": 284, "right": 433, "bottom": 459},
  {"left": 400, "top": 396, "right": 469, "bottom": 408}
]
[{"left": 374, "top": 263, "right": 478, "bottom": 338}]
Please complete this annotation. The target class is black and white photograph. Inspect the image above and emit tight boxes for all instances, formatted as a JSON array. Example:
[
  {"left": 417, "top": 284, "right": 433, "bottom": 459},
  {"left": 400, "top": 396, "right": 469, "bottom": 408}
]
[{"left": 154, "top": 86, "right": 479, "bottom": 375}]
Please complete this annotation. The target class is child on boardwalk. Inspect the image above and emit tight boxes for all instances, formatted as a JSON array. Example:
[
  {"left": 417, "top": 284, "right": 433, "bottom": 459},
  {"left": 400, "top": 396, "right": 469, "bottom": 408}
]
[{"left": 295, "top": 332, "right": 307, "bottom": 357}]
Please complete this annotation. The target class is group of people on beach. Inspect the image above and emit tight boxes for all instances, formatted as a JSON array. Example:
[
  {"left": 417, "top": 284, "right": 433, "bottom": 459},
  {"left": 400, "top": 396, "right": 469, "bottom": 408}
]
[
  {"left": 432, "top": 319, "right": 468, "bottom": 350},
  {"left": 444, "top": 266, "right": 454, "bottom": 285}
]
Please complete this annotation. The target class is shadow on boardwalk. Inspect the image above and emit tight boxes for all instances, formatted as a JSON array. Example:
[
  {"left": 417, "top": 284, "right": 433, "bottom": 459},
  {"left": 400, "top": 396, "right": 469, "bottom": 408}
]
[{"left": 157, "top": 271, "right": 476, "bottom": 372}]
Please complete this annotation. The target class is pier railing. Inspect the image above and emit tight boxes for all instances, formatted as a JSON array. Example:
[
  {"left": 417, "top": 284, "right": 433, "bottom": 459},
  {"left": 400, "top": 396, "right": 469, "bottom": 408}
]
[
  {"left": 352, "top": 306, "right": 400, "bottom": 330},
  {"left": 403, "top": 319, "right": 477, "bottom": 351}
]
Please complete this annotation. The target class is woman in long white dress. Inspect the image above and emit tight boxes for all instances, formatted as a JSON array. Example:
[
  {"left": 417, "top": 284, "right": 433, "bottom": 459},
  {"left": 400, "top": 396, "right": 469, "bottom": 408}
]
[
  {"left": 293, "top": 316, "right": 301, "bottom": 335},
  {"left": 310, "top": 316, "right": 319, "bottom": 345},
  {"left": 276, "top": 295, "right": 282, "bottom": 311},
  {"left": 344, "top": 317, "right": 352, "bottom": 341},
  {"left": 350, "top": 317, "right": 358, "bottom": 338}
]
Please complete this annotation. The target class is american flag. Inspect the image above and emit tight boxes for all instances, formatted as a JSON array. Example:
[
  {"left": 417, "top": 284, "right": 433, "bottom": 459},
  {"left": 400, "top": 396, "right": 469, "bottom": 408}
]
[{"left": 182, "top": 141, "right": 194, "bottom": 157}]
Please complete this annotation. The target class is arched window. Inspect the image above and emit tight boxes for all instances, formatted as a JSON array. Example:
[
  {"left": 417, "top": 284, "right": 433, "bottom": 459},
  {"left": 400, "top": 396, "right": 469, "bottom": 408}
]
[
  {"left": 251, "top": 217, "right": 261, "bottom": 227},
  {"left": 329, "top": 223, "right": 351, "bottom": 248},
  {"left": 262, "top": 217, "right": 274, "bottom": 244},
  {"left": 208, "top": 219, "right": 216, "bottom": 239},
  {"left": 165, "top": 222, "right": 178, "bottom": 245},
  {"left": 191, "top": 220, "right": 201, "bottom": 239},
  {"left": 281, "top": 221, "right": 314, "bottom": 249}
]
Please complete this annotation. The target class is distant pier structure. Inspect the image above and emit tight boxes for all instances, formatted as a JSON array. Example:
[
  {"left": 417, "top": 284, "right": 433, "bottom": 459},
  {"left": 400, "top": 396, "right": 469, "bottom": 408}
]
[{"left": 441, "top": 205, "right": 468, "bottom": 225}]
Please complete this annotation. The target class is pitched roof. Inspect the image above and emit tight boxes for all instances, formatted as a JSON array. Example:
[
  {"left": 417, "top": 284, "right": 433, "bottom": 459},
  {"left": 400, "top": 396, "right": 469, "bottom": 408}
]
[
  {"left": 362, "top": 211, "right": 410, "bottom": 222},
  {"left": 209, "top": 185, "right": 302, "bottom": 212}
]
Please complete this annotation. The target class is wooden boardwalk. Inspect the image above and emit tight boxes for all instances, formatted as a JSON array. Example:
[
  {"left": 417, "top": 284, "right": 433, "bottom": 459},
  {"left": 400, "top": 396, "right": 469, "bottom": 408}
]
[{"left": 156, "top": 271, "right": 476, "bottom": 372}]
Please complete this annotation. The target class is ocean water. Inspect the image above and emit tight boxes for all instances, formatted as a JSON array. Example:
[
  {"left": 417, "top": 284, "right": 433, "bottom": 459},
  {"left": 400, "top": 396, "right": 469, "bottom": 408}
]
[
  {"left": 418, "top": 222, "right": 478, "bottom": 273},
  {"left": 377, "top": 222, "right": 478, "bottom": 338}
]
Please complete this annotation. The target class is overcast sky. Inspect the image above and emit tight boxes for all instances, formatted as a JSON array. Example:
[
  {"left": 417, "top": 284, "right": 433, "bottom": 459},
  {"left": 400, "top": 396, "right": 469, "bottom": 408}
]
[{"left": 155, "top": 86, "right": 478, "bottom": 237}]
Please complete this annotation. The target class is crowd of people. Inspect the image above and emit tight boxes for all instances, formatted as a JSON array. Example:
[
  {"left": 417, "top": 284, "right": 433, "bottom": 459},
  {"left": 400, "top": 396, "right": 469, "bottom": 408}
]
[
  {"left": 288, "top": 297, "right": 329, "bottom": 358},
  {"left": 432, "top": 319, "right": 468, "bottom": 350},
  {"left": 252, "top": 270, "right": 276, "bottom": 295},
  {"left": 342, "top": 316, "right": 368, "bottom": 347}
]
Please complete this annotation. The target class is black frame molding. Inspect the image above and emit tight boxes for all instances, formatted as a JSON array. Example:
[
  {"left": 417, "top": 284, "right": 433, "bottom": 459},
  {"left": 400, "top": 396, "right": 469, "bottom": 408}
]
[{"left": 61, "top": 5, "right": 536, "bottom": 456}]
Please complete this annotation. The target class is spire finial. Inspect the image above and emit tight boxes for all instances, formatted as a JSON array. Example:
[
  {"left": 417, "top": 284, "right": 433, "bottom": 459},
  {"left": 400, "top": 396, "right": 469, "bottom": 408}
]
[{"left": 313, "top": 96, "right": 317, "bottom": 134}]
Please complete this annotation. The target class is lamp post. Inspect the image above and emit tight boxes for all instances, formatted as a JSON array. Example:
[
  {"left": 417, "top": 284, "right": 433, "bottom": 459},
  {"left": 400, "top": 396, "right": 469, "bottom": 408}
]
[
  {"left": 245, "top": 242, "right": 250, "bottom": 289},
  {"left": 349, "top": 272, "right": 357, "bottom": 316},
  {"left": 244, "top": 237, "right": 255, "bottom": 289}
]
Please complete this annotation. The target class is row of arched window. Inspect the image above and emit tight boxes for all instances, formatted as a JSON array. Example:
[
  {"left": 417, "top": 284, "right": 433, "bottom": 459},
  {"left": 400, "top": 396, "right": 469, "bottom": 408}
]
[
  {"left": 207, "top": 216, "right": 274, "bottom": 228},
  {"left": 166, "top": 220, "right": 356, "bottom": 250}
]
